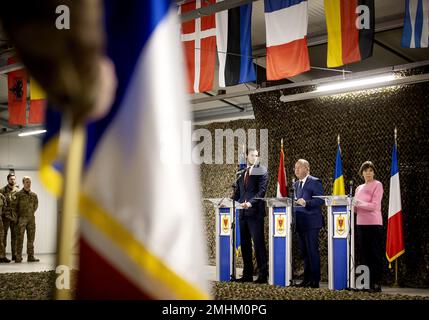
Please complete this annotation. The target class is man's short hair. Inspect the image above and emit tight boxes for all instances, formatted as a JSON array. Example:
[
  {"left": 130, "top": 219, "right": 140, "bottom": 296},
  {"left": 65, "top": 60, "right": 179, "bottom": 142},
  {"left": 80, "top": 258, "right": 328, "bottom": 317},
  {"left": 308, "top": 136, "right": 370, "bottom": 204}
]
[
  {"left": 22, "top": 176, "right": 31, "bottom": 183},
  {"left": 296, "top": 159, "right": 310, "bottom": 170},
  {"left": 246, "top": 148, "right": 258, "bottom": 155},
  {"left": 7, "top": 173, "right": 15, "bottom": 181},
  {"left": 359, "top": 161, "right": 375, "bottom": 176}
]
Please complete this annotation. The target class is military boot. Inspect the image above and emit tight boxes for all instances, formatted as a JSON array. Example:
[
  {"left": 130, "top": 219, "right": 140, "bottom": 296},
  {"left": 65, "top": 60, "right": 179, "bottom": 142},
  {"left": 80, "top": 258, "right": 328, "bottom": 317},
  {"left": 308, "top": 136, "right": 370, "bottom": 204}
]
[
  {"left": 27, "top": 256, "right": 40, "bottom": 262},
  {"left": 12, "top": 255, "right": 16, "bottom": 261},
  {"left": 0, "top": 257, "right": 11, "bottom": 263}
]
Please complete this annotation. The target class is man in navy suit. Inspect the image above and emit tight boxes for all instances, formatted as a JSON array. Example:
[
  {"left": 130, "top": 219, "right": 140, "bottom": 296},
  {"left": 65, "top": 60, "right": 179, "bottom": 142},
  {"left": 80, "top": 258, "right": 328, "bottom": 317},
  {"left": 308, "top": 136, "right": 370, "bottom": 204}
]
[
  {"left": 293, "top": 159, "right": 324, "bottom": 288},
  {"left": 233, "top": 148, "right": 269, "bottom": 284}
]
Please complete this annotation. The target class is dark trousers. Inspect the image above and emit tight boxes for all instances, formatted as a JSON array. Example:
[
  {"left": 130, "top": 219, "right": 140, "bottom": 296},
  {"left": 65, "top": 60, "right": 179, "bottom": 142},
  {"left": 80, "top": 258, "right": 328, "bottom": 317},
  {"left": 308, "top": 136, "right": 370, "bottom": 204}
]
[
  {"left": 297, "top": 228, "right": 321, "bottom": 283},
  {"left": 357, "top": 225, "right": 384, "bottom": 287},
  {"left": 239, "top": 214, "right": 268, "bottom": 279}
]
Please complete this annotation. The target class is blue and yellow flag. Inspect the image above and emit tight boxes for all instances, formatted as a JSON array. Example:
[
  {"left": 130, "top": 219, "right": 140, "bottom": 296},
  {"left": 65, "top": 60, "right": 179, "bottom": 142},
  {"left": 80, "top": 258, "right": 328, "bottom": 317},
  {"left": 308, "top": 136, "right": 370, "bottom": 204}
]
[{"left": 333, "top": 137, "right": 346, "bottom": 195}]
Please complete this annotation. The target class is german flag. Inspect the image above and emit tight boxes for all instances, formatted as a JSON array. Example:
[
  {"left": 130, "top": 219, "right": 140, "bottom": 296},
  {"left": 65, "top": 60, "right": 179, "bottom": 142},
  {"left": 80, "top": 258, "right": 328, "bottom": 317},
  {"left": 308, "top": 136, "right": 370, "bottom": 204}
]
[{"left": 324, "top": 0, "right": 374, "bottom": 68}]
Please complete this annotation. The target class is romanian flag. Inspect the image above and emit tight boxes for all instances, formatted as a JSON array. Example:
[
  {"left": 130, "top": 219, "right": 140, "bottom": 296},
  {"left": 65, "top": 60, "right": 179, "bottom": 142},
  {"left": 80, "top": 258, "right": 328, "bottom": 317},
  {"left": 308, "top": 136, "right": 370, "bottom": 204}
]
[
  {"left": 276, "top": 140, "right": 287, "bottom": 198},
  {"left": 324, "top": 0, "right": 374, "bottom": 68},
  {"left": 386, "top": 136, "right": 405, "bottom": 266},
  {"left": 40, "top": 0, "right": 208, "bottom": 299},
  {"left": 333, "top": 139, "right": 345, "bottom": 196},
  {"left": 29, "top": 78, "right": 46, "bottom": 124},
  {"left": 264, "top": 0, "right": 310, "bottom": 80},
  {"left": 215, "top": 0, "right": 256, "bottom": 87}
]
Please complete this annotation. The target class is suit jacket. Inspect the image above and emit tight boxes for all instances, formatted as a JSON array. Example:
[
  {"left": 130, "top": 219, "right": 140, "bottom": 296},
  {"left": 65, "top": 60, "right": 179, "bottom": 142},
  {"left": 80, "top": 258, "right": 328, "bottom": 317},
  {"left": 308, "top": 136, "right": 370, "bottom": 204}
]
[
  {"left": 233, "top": 165, "right": 269, "bottom": 218},
  {"left": 293, "top": 175, "right": 324, "bottom": 232}
]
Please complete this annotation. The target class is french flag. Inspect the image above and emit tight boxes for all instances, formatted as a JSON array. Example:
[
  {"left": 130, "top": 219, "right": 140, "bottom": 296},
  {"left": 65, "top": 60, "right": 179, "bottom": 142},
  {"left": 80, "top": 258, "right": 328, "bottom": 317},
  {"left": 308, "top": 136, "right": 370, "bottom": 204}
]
[
  {"left": 386, "top": 138, "right": 405, "bottom": 266},
  {"left": 264, "top": 0, "right": 310, "bottom": 80}
]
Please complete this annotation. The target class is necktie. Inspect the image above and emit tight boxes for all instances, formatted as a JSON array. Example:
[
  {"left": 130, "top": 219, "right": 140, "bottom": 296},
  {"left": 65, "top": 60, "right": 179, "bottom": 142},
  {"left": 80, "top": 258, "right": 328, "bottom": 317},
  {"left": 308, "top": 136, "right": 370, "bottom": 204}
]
[
  {"left": 297, "top": 180, "right": 303, "bottom": 197},
  {"left": 244, "top": 167, "right": 250, "bottom": 188}
]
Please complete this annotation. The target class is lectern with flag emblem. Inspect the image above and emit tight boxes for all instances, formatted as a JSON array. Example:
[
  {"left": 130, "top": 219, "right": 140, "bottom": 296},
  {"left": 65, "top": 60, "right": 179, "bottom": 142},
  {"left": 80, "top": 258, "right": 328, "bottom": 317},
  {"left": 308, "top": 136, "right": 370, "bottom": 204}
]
[
  {"left": 205, "top": 198, "right": 241, "bottom": 281},
  {"left": 265, "top": 197, "right": 293, "bottom": 286}
]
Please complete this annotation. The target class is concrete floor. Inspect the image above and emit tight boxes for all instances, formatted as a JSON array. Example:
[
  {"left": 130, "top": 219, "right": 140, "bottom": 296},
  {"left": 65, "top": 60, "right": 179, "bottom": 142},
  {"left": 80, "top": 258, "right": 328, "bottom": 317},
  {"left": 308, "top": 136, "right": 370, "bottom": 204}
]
[
  {"left": 0, "top": 254, "right": 78, "bottom": 273},
  {"left": 1, "top": 255, "right": 428, "bottom": 298}
]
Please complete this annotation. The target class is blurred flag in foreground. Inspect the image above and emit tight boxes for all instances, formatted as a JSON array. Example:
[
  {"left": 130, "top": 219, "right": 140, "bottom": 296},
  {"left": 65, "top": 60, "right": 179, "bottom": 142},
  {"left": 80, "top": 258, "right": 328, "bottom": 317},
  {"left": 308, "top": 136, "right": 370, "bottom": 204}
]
[{"left": 40, "top": 0, "right": 209, "bottom": 299}]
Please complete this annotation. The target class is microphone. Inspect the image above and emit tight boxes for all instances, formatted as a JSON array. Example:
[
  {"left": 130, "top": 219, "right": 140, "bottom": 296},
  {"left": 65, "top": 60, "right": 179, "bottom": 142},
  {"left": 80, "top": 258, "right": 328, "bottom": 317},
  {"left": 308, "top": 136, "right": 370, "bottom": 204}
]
[
  {"left": 291, "top": 178, "right": 296, "bottom": 190},
  {"left": 349, "top": 180, "right": 354, "bottom": 197},
  {"left": 236, "top": 168, "right": 247, "bottom": 175}
]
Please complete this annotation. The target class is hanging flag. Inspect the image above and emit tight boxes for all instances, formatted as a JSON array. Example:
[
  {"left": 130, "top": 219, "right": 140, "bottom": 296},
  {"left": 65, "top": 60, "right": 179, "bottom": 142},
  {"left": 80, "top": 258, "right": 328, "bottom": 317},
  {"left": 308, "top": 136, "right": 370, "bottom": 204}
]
[
  {"left": 324, "top": 0, "right": 375, "bottom": 68},
  {"left": 216, "top": 0, "right": 256, "bottom": 87},
  {"left": 386, "top": 131, "right": 405, "bottom": 266},
  {"left": 180, "top": 0, "right": 216, "bottom": 93},
  {"left": 40, "top": 0, "right": 209, "bottom": 299},
  {"left": 7, "top": 57, "right": 27, "bottom": 125},
  {"left": 333, "top": 136, "right": 345, "bottom": 195},
  {"left": 277, "top": 139, "right": 287, "bottom": 197},
  {"left": 29, "top": 78, "right": 46, "bottom": 124},
  {"left": 264, "top": 0, "right": 310, "bottom": 80},
  {"left": 402, "top": 0, "right": 429, "bottom": 48}
]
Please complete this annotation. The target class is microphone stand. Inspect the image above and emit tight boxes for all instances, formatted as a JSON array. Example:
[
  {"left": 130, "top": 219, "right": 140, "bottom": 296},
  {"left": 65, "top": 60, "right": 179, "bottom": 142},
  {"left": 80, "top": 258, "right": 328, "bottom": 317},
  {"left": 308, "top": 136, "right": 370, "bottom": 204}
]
[
  {"left": 347, "top": 180, "right": 354, "bottom": 290},
  {"left": 289, "top": 178, "right": 296, "bottom": 286},
  {"left": 230, "top": 169, "right": 244, "bottom": 281}
]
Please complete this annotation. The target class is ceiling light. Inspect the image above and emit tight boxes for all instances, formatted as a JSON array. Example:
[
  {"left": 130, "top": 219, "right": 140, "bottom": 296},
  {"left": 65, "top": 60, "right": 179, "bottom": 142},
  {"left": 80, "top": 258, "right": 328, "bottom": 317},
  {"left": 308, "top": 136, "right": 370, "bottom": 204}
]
[
  {"left": 18, "top": 129, "right": 47, "bottom": 137},
  {"left": 316, "top": 74, "right": 396, "bottom": 92}
]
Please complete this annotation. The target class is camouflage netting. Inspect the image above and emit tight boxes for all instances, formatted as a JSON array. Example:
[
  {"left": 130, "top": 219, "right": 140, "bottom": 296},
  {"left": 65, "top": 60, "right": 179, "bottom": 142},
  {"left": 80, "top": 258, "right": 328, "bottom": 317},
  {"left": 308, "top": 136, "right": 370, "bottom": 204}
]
[{"left": 199, "top": 79, "right": 429, "bottom": 288}]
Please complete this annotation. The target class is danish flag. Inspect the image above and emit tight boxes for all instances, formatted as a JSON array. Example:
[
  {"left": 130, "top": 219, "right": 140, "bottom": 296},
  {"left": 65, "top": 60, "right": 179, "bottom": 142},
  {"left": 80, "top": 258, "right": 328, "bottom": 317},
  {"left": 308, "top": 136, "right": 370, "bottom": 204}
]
[{"left": 180, "top": 0, "right": 216, "bottom": 93}]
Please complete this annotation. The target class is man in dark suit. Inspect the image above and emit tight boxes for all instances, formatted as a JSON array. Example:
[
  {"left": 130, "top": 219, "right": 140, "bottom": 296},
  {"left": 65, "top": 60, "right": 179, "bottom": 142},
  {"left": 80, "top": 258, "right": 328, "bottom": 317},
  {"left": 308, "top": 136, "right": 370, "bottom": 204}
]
[
  {"left": 233, "top": 148, "right": 269, "bottom": 284},
  {"left": 293, "top": 159, "right": 324, "bottom": 288}
]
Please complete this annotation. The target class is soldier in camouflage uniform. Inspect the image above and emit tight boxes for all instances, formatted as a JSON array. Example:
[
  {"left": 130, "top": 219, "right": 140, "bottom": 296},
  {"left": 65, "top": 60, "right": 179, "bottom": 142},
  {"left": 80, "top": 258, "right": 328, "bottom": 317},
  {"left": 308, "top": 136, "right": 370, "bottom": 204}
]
[
  {"left": 15, "top": 176, "right": 39, "bottom": 263},
  {"left": 0, "top": 192, "right": 11, "bottom": 263},
  {"left": 0, "top": 173, "right": 19, "bottom": 262}
]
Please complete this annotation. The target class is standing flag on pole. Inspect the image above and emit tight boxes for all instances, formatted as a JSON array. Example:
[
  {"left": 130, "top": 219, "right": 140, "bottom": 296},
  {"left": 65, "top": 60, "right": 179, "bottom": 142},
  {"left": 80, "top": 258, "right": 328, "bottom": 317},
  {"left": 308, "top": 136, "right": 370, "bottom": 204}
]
[
  {"left": 402, "top": 0, "right": 429, "bottom": 48},
  {"left": 7, "top": 57, "right": 27, "bottom": 125},
  {"left": 29, "top": 78, "right": 46, "bottom": 124},
  {"left": 180, "top": 0, "right": 216, "bottom": 93},
  {"left": 324, "top": 0, "right": 375, "bottom": 68},
  {"left": 386, "top": 129, "right": 405, "bottom": 267},
  {"left": 216, "top": 0, "right": 256, "bottom": 87},
  {"left": 333, "top": 135, "right": 346, "bottom": 196},
  {"left": 264, "top": 0, "right": 310, "bottom": 80},
  {"left": 277, "top": 139, "right": 288, "bottom": 197},
  {"left": 40, "top": 0, "right": 209, "bottom": 299}
]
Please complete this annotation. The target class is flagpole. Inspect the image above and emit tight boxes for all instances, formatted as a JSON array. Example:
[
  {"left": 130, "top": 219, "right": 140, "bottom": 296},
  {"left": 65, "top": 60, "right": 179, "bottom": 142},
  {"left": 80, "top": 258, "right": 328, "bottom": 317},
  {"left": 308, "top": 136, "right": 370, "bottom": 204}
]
[
  {"left": 391, "top": 127, "right": 400, "bottom": 288},
  {"left": 55, "top": 113, "right": 85, "bottom": 300}
]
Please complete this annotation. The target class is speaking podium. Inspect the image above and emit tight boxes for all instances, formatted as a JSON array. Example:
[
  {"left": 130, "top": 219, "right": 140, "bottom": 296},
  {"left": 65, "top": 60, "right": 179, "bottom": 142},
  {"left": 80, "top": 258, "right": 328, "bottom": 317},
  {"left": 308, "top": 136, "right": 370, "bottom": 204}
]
[
  {"left": 204, "top": 198, "right": 241, "bottom": 282},
  {"left": 315, "top": 195, "right": 355, "bottom": 290},
  {"left": 265, "top": 197, "right": 293, "bottom": 286}
]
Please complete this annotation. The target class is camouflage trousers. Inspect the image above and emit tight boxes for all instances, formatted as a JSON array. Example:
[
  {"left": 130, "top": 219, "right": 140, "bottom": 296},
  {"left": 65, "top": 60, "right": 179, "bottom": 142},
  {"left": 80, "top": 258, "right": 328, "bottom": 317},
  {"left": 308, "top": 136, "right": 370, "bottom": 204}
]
[
  {"left": 2, "top": 217, "right": 17, "bottom": 257},
  {"left": 16, "top": 216, "right": 36, "bottom": 259}
]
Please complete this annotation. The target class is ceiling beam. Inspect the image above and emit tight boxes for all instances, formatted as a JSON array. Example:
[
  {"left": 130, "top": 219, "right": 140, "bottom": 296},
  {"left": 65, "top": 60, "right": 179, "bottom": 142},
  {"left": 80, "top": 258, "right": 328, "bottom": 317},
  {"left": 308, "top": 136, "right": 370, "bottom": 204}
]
[
  {"left": 190, "top": 60, "right": 429, "bottom": 104},
  {"left": 279, "top": 73, "right": 429, "bottom": 103},
  {"left": 374, "top": 38, "right": 414, "bottom": 63},
  {"left": 0, "top": 62, "right": 23, "bottom": 74},
  {"left": 178, "top": 0, "right": 258, "bottom": 23}
]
